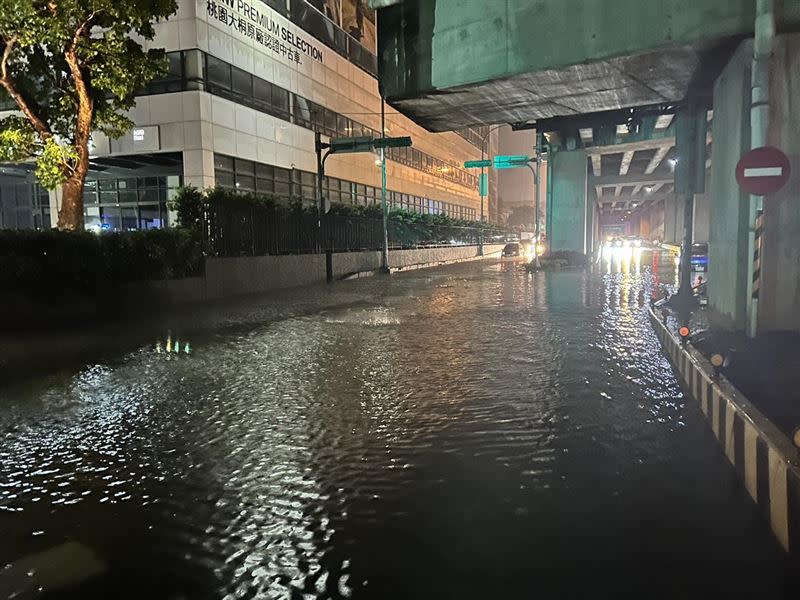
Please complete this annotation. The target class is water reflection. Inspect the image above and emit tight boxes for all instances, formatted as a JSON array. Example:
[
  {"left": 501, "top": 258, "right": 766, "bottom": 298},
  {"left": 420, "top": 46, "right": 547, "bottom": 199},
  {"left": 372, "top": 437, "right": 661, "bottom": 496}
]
[{"left": 0, "top": 258, "right": 794, "bottom": 599}]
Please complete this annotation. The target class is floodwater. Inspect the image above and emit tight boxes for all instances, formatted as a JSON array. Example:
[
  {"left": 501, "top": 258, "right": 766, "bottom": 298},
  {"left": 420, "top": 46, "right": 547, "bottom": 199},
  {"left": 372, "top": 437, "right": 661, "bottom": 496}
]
[{"left": 1, "top": 252, "right": 797, "bottom": 599}]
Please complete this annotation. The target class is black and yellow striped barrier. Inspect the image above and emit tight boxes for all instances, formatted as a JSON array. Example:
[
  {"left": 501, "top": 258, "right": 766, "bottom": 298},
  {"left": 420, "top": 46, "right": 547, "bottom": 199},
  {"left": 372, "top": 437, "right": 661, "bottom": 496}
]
[
  {"left": 753, "top": 211, "right": 764, "bottom": 299},
  {"left": 650, "top": 307, "right": 800, "bottom": 553}
]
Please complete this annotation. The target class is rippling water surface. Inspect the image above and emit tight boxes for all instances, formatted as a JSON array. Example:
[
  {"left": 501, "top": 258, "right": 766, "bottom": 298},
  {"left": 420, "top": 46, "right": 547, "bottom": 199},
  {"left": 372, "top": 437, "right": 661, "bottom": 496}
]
[{"left": 1, "top": 256, "right": 796, "bottom": 598}]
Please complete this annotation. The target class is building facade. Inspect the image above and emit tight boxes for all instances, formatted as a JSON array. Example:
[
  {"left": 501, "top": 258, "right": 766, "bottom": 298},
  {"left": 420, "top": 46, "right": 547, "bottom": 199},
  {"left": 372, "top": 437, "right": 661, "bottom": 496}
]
[{"left": 0, "top": 0, "right": 498, "bottom": 231}]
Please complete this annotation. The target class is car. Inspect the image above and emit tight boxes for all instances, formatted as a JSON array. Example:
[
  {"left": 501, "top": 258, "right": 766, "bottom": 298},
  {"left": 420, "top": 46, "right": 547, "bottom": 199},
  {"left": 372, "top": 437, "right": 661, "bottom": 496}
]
[{"left": 502, "top": 242, "right": 523, "bottom": 257}]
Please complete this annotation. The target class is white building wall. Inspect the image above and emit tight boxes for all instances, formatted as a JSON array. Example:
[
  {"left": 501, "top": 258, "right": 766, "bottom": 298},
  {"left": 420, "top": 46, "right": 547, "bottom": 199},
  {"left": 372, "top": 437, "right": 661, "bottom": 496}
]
[{"left": 93, "top": 0, "right": 485, "bottom": 216}]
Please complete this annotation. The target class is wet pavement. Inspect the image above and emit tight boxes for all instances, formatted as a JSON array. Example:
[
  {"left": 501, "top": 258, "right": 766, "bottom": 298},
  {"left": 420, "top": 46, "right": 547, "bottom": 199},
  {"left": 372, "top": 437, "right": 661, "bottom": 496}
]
[{"left": 1, "top": 252, "right": 798, "bottom": 599}]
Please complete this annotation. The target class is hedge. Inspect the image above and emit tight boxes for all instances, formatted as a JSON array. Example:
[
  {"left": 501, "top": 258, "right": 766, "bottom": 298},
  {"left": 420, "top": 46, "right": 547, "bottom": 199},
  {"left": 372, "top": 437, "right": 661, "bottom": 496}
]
[
  {"left": 0, "top": 187, "right": 501, "bottom": 293},
  {"left": 170, "top": 185, "right": 505, "bottom": 235},
  {"left": 0, "top": 228, "right": 203, "bottom": 292}
]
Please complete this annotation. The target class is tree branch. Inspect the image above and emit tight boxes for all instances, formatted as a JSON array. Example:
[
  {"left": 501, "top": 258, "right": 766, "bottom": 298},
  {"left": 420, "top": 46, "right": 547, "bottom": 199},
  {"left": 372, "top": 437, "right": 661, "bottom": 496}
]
[
  {"left": 64, "top": 14, "right": 96, "bottom": 167},
  {"left": 0, "top": 37, "right": 52, "bottom": 141}
]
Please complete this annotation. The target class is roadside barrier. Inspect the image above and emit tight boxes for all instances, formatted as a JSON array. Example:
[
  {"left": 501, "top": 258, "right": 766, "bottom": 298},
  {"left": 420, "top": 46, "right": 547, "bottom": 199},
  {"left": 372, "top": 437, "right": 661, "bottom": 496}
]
[{"left": 649, "top": 307, "right": 800, "bottom": 553}]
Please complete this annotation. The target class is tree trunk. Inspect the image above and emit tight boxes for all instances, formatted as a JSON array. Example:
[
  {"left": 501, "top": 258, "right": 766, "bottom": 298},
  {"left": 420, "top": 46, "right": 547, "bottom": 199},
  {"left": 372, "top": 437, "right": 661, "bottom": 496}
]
[{"left": 57, "top": 166, "right": 88, "bottom": 231}]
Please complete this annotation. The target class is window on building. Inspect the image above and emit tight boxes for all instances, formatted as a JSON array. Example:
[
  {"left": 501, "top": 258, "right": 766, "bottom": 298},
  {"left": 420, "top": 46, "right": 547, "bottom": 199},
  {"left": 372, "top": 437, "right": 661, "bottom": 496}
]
[
  {"left": 140, "top": 50, "right": 475, "bottom": 195},
  {"left": 205, "top": 55, "right": 231, "bottom": 92},
  {"left": 274, "top": 167, "right": 291, "bottom": 197},
  {"left": 211, "top": 154, "right": 477, "bottom": 221},
  {"left": 232, "top": 66, "right": 252, "bottom": 99},
  {"left": 82, "top": 175, "right": 178, "bottom": 231},
  {"left": 272, "top": 86, "right": 290, "bottom": 119}
]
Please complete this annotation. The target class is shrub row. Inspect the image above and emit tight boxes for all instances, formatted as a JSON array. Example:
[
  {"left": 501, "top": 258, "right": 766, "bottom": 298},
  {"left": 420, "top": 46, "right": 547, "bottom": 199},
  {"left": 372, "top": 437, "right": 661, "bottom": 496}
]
[
  {"left": 1, "top": 186, "right": 502, "bottom": 293},
  {"left": 0, "top": 228, "right": 203, "bottom": 292},
  {"left": 171, "top": 185, "right": 504, "bottom": 232}
]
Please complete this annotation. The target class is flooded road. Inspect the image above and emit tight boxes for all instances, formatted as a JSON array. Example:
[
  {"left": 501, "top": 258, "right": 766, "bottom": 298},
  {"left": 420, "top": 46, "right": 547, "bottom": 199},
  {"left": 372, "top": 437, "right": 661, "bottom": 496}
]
[{"left": 1, "top": 254, "right": 796, "bottom": 598}]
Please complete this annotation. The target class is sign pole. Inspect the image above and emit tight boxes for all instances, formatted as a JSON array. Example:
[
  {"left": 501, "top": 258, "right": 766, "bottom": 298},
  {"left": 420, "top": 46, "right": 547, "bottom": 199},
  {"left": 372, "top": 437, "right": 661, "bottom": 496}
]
[
  {"left": 535, "top": 132, "right": 543, "bottom": 244},
  {"left": 479, "top": 145, "right": 486, "bottom": 256},
  {"left": 315, "top": 131, "right": 325, "bottom": 257},
  {"left": 380, "top": 96, "right": 390, "bottom": 272}
]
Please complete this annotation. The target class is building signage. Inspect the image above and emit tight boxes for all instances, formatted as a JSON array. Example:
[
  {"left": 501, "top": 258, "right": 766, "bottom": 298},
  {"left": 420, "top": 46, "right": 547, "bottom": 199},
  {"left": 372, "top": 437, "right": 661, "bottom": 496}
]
[{"left": 205, "top": 0, "right": 325, "bottom": 66}]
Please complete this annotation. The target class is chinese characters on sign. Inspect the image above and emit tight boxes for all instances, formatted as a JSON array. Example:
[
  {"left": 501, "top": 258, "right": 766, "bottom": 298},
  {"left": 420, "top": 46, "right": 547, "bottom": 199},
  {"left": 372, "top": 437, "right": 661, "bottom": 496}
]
[{"left": 206, "top": 0, "right": 324, "bottom": 66}]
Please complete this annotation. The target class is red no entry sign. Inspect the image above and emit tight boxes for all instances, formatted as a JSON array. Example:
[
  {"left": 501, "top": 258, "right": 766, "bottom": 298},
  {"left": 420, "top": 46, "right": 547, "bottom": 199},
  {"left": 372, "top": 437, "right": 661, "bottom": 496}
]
[{"left": 736, "top": 146, "right": 791, "bottom": 196}]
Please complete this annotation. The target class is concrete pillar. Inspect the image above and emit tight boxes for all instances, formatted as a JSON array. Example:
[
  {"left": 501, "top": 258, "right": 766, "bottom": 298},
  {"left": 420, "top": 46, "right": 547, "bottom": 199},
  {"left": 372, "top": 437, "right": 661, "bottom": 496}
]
[
  {"left": 48, "top": 189, "right": 61, "bottom": 229},
  {"left": 648, "top": 199, "right": 665, "bottom": 241},
  {"left": 663, "top": 193, "right": 684, "bottom": 245},
  {"left": 708, "top": 40, "right": 753, "bottom": 331},
  {"left": 637, "top": 210, "right": 649, "bottom": 239},
  {"left": 692, "top": 171, "right": 712, "bottom": 243},
  {"left": 182, "top": 148, "right": 215, "bottom": 191},
  {"left": 674, "top": 103, "right": 708, "bottom": 301},
  {"left": 550, "top": 149, "right": 588, "bottom": 254},
  {"left": 758, "top": 33, "right": 800, "bottom": 333},
  {"left": 587, "top": 186, "right": 599, "bottom": 254}
]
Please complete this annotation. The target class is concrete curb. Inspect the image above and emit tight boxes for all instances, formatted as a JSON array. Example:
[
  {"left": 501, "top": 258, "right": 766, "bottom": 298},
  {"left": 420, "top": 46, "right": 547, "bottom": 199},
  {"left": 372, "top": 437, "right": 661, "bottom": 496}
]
[
  {"left": 389, "top": 249, "right": 503, "bottom": 274},
  {"left": 649, "top": 306, "right": 800, "bottom": 553}
]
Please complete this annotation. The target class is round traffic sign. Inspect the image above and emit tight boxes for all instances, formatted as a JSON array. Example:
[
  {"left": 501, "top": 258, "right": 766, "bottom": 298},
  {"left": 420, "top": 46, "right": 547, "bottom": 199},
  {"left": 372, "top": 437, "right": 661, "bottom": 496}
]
[{"left": 735, "top": 146, "right": 791, "bottom": 196}]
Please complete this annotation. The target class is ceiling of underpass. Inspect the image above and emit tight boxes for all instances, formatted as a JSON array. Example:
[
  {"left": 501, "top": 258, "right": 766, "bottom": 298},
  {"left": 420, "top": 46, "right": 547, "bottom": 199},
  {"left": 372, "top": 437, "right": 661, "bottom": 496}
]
[
  {"left": 376, "top": 0, "right": 800, "bottom": 132},
  {"left": 537, "top": 109, "right": 713, "bottom": 223},
  {"left": 389, "top": 44, "right": 722, "bottom": 132},
  {"left": 585, "top": 118, "right": 712, "bottom": 223}
]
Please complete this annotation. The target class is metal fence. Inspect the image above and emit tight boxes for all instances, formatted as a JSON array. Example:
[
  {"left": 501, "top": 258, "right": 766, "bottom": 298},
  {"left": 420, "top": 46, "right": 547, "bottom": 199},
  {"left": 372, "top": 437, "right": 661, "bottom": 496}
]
[{"left": 202, "top": 200, "right": 489, "bottom": 258}]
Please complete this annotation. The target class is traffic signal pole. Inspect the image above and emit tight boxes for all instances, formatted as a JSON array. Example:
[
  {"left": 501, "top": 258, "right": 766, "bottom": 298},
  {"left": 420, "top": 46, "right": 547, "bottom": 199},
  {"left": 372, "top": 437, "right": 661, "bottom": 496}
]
[{"left": 316, "top": 125, "right": 410, "bottom": 278}]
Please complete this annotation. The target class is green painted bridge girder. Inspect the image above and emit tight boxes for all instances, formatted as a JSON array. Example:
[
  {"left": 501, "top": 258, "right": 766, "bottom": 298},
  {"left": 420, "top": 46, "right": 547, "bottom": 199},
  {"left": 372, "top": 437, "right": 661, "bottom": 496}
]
[
  {"left": 435, "top": 0, "right": 796, "bottom": 89},
  {"left": 377, "top": 0, "right": 800, "bottom": 131}
]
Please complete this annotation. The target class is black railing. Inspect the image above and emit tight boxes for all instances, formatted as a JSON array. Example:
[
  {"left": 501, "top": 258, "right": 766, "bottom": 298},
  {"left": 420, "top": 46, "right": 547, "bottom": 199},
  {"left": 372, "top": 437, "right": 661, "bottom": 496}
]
[{"left": 202, "top": 199, "right": 491, "bottom": 258}]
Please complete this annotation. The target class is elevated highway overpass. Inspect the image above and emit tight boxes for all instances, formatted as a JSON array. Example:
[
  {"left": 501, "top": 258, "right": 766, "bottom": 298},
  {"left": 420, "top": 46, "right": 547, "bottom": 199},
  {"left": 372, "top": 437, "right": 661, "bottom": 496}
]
[{"left": 372, "top": 0, "right": 800, "bottom": 335}]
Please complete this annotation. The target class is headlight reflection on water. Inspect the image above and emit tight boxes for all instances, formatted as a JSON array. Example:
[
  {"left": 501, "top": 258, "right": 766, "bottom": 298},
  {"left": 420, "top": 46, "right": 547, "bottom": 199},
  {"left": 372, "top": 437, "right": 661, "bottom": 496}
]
[{"left": 602, "top": 244, "right": 642, "bottom": 273}]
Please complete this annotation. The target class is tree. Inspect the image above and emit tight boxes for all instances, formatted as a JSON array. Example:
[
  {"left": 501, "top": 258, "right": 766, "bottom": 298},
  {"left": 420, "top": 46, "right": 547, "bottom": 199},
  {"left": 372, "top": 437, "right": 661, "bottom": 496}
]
[
  {"left": 506, "top": 205, "right": 535, "bottom": 230},
  {"left": 0, "top": 0, "right": 177, "bottom": 231}
]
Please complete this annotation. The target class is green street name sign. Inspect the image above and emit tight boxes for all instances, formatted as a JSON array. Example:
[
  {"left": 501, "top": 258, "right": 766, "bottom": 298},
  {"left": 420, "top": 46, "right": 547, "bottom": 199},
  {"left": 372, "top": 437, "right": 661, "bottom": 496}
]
[
  {"left": 373, "top": 136, "right": 412, "bottom": 149},
  {"left": 493, "top": 155, "right": 531, "bottom": 169},
  {"left": 329, "top": 136, "right": 413, "bottom": 154},
  {"left": 329, "top": 136, "right": 375, "bottom": 153},
  {"left": 464, "top": 159, "right": 492, "bottom": 169}
]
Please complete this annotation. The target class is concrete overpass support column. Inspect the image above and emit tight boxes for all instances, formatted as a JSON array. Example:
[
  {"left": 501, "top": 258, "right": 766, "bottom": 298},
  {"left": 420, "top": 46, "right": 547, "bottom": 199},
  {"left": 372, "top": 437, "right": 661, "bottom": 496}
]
[
  {"left": 692, "top": 171, "right": 712, "bottom": 243},
  {"left": 675, "top": 103, "right": 708, "bottom": 302},
  {"left": 758, "top": 33, "right": 800, "bottom": 333},
  {"left": 650, "top": 199, "right": 665, "bottom": 241},
  {"left": 663, "top": 194, "right": 684, "bottom": 245},
  {"left": 550, "top": 149, "right": 588, "bottom": 254},
  {"left": 708, "top": 40, "right": 754, "bottom": 331},
  {"left": 637, "top": 205, "right": 650, "bottom": 240}
]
